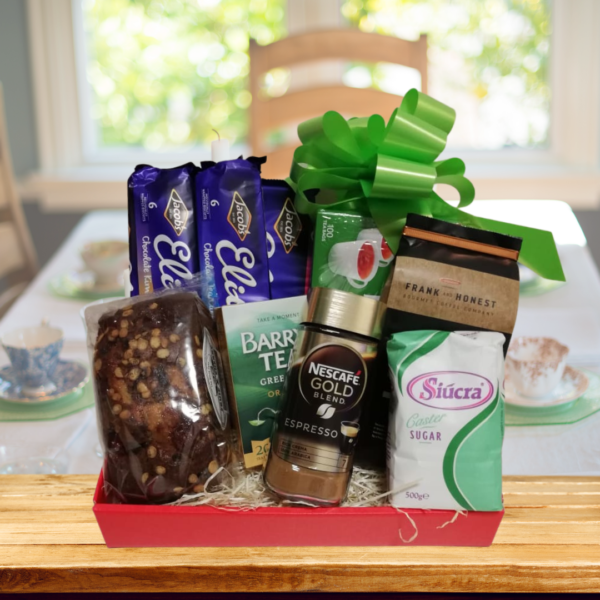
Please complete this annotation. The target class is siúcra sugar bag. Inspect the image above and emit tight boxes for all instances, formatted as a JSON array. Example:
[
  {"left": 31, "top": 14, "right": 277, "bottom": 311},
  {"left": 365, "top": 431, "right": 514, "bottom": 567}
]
[{"left": 387, "top": 330, "right": 505, "bottom": 511}]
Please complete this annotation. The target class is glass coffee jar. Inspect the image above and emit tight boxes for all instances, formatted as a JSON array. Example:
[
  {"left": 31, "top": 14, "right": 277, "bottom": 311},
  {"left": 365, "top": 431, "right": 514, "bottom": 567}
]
[{"left": 264, "top": 287, "right": 386, "bottom": 506}]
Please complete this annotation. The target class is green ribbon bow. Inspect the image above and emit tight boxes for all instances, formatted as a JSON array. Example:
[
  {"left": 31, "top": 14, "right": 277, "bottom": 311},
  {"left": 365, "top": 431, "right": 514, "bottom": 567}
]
[{"left": 289, "top": 89, "right": 565, "bottom": 282}]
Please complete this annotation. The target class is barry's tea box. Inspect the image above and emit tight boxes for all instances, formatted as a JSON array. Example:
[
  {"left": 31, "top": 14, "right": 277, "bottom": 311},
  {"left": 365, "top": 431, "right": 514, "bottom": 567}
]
[{"left": 216, "top": 295, "right": 307, "bottom": 469}]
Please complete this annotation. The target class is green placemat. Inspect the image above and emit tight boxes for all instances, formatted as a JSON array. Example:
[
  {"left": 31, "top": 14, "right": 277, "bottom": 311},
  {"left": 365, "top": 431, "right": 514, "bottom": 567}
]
[
  {"left": 0, "top": 382, "right": 95, "bottom": 422},
  {"left": 506, "top": 369, "right": 600, "bottom": 426},
  {"left": 519, "top": 277, "right": 565, "bottom": 298},
  {"left": 48, "top": 273, "right": 124, "bottom": 301}
]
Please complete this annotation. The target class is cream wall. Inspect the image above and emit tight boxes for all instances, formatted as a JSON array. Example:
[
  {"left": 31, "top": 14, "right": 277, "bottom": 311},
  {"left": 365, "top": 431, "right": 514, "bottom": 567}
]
[{"left": 0, "top": 0, "right": 38, "bottom": 177}]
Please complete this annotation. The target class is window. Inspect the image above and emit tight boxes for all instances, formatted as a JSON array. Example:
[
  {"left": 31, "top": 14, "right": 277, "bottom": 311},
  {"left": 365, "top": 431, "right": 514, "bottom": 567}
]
[
  {"left": 25, "top": 0, "right": 600, "bottom": 209},
  {"left": 77, "top": 0, "right": 550, "bottom": 156},
  {"left": 77, "top": 0, "right": 286, "bottom": 160}
]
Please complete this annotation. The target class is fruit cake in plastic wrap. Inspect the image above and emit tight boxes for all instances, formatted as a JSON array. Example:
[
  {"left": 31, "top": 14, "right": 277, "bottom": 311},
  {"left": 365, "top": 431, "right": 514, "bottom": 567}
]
[{"left": 87, "top": 290, "right": 231, "bottom": 504}]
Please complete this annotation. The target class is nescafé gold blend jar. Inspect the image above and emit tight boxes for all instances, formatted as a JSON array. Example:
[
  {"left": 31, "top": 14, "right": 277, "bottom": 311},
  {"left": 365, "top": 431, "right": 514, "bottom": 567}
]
[{"left": 264, "top": 287, "right": 385, "bottom": 506}]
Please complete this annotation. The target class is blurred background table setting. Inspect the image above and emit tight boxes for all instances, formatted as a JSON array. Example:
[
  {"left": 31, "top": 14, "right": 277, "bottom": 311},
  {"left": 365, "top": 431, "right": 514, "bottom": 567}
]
[{"left": 0, "top": 211, "right": 127, "bottom": 475}]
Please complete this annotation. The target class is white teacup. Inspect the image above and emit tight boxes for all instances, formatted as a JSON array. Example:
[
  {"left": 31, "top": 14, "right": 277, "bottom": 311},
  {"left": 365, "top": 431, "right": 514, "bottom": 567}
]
[
  {"left": 328, "top": 240, "right": 377, "bottom": 289},
  {"left": 357, "top": 228, "right": 394, "bottom": 266},
  {"left": 506, "top": 337, "right": 569, "bottom": 398},
  {"left": 1, "top": 323, "right": 64, "bottom": 394},
  {"left": 80, "top": 240, "right": 129, "bottom": 286}
]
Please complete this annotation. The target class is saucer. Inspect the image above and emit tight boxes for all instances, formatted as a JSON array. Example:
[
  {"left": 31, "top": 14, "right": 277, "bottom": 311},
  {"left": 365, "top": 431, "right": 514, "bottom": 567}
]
[
  {"left": 0, "top": 360, "right": 89, "bottom": 404},
  {"left": 504, "top": 365, "right": 589, "bottom": 408},
  {"left": 49, "top": 269, "right": 124, "bottom": 300}
]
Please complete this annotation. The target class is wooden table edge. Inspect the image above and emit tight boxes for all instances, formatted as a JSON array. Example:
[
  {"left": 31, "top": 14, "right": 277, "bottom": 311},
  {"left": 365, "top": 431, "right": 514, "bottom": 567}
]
[{"left": 1, "top": 474, "right": 599, "bottom": 593}]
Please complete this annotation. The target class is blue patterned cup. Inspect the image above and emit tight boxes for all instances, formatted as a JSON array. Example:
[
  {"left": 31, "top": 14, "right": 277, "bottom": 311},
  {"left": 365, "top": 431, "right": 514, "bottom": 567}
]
[{"left": 1, "top": 324, "right": 63, "bottom": 394}]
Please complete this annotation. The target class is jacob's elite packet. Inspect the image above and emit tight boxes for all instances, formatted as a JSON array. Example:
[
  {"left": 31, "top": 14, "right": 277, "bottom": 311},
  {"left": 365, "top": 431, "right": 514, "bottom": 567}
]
[
  {"left": 128, "top": 163, "right": 199, "bottom": 296},
  {"left": 263, "top": 180, "right": 310, "bottom": 299},
  {"left": 387, "top": 330, "right": 505, "bottom": 511},
  {"left": 196, "top": 159, "right": 270, "bottom": 311}
]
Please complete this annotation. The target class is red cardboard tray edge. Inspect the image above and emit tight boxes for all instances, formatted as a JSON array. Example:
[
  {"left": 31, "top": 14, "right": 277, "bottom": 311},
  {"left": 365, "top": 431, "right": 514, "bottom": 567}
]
[{"left": 93, "top": 471, "right": 504, "bottom": 548}]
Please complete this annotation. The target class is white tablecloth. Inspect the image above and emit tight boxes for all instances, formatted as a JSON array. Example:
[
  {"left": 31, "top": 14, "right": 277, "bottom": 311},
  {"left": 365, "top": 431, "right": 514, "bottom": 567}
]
[
  {"left": 1, "top": 204, "right": 599, "bottom": 475},
  {"left": 0, "top": 211, "right": 127, "bottom": 476}
]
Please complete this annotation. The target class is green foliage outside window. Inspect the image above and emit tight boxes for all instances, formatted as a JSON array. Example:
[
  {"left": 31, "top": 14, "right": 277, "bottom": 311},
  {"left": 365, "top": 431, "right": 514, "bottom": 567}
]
[
  {"left": 342, "top": 0, "right": 551, "bottom": 147},
  {"left": 82, "top": 0, "right": 286, "bottom": 149}
]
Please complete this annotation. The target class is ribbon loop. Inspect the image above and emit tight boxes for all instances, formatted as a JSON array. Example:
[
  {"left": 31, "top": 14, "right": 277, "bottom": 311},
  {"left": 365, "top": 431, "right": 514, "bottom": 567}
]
[
  {"left": 400, "top": 88, "right": 456, "bottom": 134},
  {"left": 289, "top": 88, "right": 565, "bottom": 282},
  {"left": 370, "top": 155, "right": 436, "bottom": 200},
  {"left": 380, "top": 108, "right": 447, "bottom": 163}
]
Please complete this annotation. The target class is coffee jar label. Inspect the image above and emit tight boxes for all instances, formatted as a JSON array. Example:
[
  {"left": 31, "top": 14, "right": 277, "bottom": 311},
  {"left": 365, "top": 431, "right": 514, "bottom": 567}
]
[{"left": 274, "top": 342, "right": 372, "bottom": 473}]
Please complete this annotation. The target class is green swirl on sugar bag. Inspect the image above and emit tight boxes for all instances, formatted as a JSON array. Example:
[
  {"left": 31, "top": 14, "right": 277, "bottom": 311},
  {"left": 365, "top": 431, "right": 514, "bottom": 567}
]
[{"left": 443, "top": 388, "right": 504, "bottom": 511}]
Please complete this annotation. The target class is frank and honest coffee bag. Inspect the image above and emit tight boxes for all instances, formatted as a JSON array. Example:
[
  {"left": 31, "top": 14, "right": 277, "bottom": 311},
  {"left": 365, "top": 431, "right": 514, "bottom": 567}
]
[
  {"left": 387, "top": 330, "right": 505, "bottom": 511},
  {"left": 384, "top": 213, "right": 522, "bottom": 352}
]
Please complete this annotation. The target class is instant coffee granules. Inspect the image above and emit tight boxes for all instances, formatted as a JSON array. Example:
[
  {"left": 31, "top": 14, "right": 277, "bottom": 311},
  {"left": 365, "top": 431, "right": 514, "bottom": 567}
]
[{"left": 264, "top": 288, "right": 386, "bottom": 506}]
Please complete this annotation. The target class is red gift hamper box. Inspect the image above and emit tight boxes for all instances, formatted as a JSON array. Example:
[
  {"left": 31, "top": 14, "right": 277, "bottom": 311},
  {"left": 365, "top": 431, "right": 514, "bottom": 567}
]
[{"left": 93, "top": 472, "right": 504, "bottom": 548}]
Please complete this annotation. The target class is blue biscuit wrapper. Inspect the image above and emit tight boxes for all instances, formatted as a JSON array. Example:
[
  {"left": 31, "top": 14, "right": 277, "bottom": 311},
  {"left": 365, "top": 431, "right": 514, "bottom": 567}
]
[
  {"left": 263, "top": 179, "right": 310, "bottom": 300},
  {"left": 128, "top": 163, "right": 199, "bottom": 296},
  {"left": 196, "top": 158, "right": 270, "bottom": 310}
]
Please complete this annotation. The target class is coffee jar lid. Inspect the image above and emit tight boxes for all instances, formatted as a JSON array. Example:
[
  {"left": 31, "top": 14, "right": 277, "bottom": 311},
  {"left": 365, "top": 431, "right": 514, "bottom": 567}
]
[{"left": 306, "top": 288, "right": 386, "bottom": 340}]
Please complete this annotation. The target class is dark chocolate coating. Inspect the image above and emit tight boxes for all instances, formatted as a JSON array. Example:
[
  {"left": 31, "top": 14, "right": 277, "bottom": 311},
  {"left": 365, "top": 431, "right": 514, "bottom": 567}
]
[{"left": 93, "top": 292, "right": 230, "bottom": 504}]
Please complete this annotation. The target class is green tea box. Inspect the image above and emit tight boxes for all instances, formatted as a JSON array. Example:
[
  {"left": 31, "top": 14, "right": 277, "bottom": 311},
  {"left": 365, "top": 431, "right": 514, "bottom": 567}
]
[
  {"left": 216, "top": 295, "right": 307, "bottom": 469},
  {"left": 312, "top": 209, "right": 394, "bottom": 298}
]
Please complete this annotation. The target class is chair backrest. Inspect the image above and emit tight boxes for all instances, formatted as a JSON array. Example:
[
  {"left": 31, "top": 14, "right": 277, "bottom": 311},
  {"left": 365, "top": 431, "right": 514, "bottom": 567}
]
[
  {"left": 0, "top": 83, "right": 38, "bottom": 318},
  {"left": 249, "top": 29, "right": 428, "bottom": 178}
]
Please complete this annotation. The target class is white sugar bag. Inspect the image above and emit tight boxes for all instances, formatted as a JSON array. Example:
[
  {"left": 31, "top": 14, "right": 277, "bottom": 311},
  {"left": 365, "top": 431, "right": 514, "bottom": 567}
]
[{"left": 387, "top": 330, "right": 505, "bottom": 511}]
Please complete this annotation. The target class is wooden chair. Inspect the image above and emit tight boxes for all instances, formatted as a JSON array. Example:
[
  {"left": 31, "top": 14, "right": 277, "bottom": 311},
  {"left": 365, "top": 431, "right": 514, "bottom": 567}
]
[
  {"left": 249, "top": 29, "right": 428, "bottom": 179},
  {"left": 0, "top": 83, "right": 38, "bottom": 319}
]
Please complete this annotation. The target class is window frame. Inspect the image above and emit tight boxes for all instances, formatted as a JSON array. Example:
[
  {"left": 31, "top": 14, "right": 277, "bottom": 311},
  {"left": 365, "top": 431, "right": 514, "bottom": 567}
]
[{"left": 23, "top": 0, "right": 600, "bottom": 210}]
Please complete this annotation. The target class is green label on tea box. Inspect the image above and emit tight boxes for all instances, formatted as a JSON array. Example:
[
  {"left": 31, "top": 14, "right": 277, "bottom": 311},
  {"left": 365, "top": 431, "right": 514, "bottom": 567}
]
[
  {"left": 220, "top": 296, "right": 307, "bottom": 469},
  {"left": 312, "top": 210, "right": 393, "bottom": 297}
]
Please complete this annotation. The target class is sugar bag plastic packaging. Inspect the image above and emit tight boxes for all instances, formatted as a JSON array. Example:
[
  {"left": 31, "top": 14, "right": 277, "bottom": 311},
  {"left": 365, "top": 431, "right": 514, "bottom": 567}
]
[{"left": 387, "top": 330, "right": 505, "bottom": 511}]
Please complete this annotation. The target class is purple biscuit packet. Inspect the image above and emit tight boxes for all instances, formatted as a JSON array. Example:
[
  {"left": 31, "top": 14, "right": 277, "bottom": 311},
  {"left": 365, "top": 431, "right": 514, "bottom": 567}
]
[
  {"left": 196, "top": 158, "right": 270, "bottom": 310},
  {"left": 263, "top": 179, "right": 310, "bottom": 299},
  {"left": 128, "top": 163, "right": 199, "bottom": 296}
]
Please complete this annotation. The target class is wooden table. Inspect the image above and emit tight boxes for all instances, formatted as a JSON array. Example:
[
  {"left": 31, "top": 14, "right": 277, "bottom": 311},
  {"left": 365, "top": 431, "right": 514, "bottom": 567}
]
[{"left": 1, "top": 475, "right": 599, "bottom": 593}]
